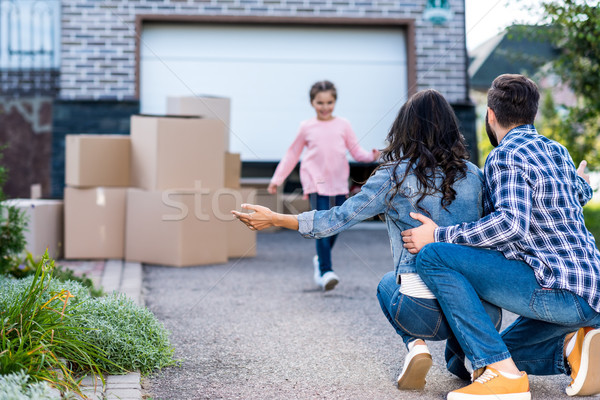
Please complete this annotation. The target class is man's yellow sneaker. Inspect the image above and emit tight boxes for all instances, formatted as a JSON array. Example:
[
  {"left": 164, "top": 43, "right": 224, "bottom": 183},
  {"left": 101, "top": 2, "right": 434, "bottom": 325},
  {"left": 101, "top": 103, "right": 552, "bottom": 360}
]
[
  {"left": 565, "top": 327, "right": 600, "bottom": 396},
  {"left": 471, "top": 367, "right": 484, "bottom": 382},
  {"left": 447, "top": 367, "right": 530, "bottom": 400}
]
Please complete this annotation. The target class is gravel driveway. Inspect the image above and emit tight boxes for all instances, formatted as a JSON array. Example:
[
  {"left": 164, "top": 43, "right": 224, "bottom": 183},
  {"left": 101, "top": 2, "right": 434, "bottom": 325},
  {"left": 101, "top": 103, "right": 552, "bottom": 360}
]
[{"left": 143, "top": 227, "right": 586, "bottom": 400}]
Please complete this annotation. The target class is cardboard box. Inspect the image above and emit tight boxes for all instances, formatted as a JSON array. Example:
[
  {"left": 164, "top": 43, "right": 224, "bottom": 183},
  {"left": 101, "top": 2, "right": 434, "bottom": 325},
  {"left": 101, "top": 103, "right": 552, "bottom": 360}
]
[
  {"left": 66, "top": 134, "right": 130, "bottom": 187},
  {"left": 64, "top": 187, "right": 127, "bottom": 259},
  {"left": 125, "top": 187, "right": 228, "bottom": 267},
  {"left": 130, "top": 115, "right": 226, "bottom": 191},
  {"left": 224, "top": 152, "right": 241, "bottom": 189},
  {"left": 282, "top": 193, "right": 311, "bottom": 214},
  {"left": 7, "top": 199, "right": 63, "bottom": 259},
  {"left": 217, "top": 188, "right": 257, "bottom": 258},
  {"left": 166, "top": 96, "right": 231, "bottom": 150},
  {"left": 240, "top": 178, "right": 283, "bottom": 213},
  {"left": 30, "top": 184, "right": 42, "bottom": 199},
  {"left": 240, "top": 178, "right": 282, "bottom": 232}
]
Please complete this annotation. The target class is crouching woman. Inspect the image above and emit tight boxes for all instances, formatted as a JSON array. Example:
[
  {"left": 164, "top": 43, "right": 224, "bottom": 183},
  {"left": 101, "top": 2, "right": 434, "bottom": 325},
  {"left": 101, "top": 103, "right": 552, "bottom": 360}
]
[{"left": 232, "top": 89, "right": 501, "bottom": 390}]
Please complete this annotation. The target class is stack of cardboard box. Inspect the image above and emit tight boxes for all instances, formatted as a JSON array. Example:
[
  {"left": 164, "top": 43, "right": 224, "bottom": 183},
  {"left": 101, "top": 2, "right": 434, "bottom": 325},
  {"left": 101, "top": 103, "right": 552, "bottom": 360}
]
[
  {"left": 64, "top": 134, "right": 130, "bottom": 259},
  {"left": 63, "top": 96, "right": 257, "bottom": 267},
  {"left": 162, "top": 96, "right": 259, "bottom": 262}
]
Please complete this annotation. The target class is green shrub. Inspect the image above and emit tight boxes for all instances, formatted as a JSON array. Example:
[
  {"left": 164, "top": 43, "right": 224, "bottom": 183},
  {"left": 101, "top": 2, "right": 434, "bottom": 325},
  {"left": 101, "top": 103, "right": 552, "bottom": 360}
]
[
  {"left": 72, "top": 293, "right": 176, "bottom": 374},
  {"left": 0, "top": 205, "right": 27, "bottom": 275},
  {"left": 0, "top": 371, "right": 56, "bottom": 400},
  {"left": 0, "top": 254, "right": 105, "bottom": 395},
  {"left": 1, "top": 254, "right": 175, "bottom": 385}
]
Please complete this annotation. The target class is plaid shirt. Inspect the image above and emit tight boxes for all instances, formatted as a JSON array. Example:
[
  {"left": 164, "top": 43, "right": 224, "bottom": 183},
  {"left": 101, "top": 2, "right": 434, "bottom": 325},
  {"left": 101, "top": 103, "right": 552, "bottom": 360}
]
[{"left": 436, "top": 125, "right": 600, "bottom": 312}]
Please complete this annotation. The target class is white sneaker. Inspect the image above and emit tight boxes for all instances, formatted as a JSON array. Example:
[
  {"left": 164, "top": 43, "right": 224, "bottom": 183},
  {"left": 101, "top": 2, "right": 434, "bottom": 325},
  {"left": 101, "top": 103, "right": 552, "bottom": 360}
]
[
  {"left": 313, "top": 255, "right": 339, "bottom": 290},
  {"left": 317, "top": 271, "right": 339, "bottom": 291},
  {"left": 312, "top": 255, "right": 320, "bottom": 285},
  {"left": 397, "top": 342, "right": 432, "bottom": 390}
]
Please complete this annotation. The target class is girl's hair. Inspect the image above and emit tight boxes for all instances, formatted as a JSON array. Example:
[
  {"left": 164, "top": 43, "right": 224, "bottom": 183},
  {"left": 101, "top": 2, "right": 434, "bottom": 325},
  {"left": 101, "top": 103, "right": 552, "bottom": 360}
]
[
  {"left": 309, "top": 80, "right": 337, "bottom": 102},
  {"left": 380, "top": 89, "right": 469, "bottom": 212}
]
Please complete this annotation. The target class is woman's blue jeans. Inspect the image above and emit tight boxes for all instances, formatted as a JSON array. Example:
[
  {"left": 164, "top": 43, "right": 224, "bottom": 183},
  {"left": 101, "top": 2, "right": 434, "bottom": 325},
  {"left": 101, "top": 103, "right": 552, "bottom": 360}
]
[
  {"left": 416, "top": 243, "right": 600, "bottom": 375},
  {"left": 377, "top": 271, "right": 502, "bottom": 379},
  {"left": 308, "top": 193, "right": 346, "bottom": 275}
]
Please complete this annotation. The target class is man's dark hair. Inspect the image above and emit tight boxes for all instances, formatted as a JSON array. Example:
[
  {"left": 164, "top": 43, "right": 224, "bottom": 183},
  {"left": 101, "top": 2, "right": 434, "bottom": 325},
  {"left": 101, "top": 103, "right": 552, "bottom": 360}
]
[{"left": 487, "top": 74, "right": 539, "bottom": 128}]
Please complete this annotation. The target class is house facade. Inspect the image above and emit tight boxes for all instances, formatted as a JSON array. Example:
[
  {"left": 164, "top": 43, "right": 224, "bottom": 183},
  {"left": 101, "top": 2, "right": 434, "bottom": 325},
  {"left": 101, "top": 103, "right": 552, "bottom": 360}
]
[
  {"left": 59, "top": 0, "right": 469, "bottom": 102},
  {"left": 1, "top": 0, "right": 477, "bottom": 198}
]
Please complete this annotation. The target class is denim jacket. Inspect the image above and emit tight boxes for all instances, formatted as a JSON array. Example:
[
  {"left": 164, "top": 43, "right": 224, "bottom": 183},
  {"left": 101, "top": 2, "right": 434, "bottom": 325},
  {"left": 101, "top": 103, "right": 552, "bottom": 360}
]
[{"left": 298, "top": 161, "right": 484, "bottom": 280}]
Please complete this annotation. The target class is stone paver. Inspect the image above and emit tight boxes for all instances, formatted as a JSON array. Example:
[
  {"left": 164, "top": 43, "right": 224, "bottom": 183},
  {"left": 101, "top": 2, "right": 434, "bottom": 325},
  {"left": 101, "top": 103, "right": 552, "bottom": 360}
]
[
  {"left": 104, "top": 389, "right": 141, "bottom": 399},
  {"left": 57, "top": 260, "right": 104, "bottom": 288},
  {"left": 106, "top": 372, "right": 141, "bottom": 385},
  {"left": 120, "top": 262, "right": 143, "bottom": 305},
  {"left": 101, "top": 259, "right": 124, "bottom": 294}
]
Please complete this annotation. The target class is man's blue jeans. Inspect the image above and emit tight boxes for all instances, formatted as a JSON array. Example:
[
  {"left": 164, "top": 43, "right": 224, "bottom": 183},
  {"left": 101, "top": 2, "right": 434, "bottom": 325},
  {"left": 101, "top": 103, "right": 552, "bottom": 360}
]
[
  {"left": 377, "top": 270, "right": 502, "bottom": 379},
  {"left": 308, "top": 194, "right": 346, "bottom": 274},
  {"left": 416, "top": 243, "right": 600, "bottom": 375}
]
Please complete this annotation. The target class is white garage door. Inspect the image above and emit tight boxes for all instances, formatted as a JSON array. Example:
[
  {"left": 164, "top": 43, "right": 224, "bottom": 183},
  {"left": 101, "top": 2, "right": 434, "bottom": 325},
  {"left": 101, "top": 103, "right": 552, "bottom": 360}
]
[{"left": 140, "top": 23, "right": 408, "bottom": 161}]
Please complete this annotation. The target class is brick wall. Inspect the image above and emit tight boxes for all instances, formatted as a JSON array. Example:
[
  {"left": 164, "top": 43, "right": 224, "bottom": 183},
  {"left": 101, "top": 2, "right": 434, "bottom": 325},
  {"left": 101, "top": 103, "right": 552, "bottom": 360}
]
[
  {"left": 60, "top": 0, "right": 469, "bottom": 102},
  {"left": 0, "top": 98, "right": 53, "bottom": 198},
  {"left": 0, "top": 70, "right": 60, "bottom": 98}
]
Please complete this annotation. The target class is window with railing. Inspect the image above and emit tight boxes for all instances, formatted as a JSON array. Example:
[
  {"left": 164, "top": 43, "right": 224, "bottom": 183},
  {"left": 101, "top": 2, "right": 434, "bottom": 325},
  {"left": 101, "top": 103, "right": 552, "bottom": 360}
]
[{"left": 0, "top": 0, "right": 60, "bottom": 96}]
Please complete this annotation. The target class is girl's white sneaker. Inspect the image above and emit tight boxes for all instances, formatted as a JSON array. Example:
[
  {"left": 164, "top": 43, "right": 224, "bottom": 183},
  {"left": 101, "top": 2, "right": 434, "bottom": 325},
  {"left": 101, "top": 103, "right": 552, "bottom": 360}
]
[
  {"left": 312, "top": 256, "right": 339, "bottom": 291},
  {"left": 312, "top": 255, "right": 320, "bottom": 285},
  {"left": 318, "top": 271, "right": 339, "bottom": 291}
]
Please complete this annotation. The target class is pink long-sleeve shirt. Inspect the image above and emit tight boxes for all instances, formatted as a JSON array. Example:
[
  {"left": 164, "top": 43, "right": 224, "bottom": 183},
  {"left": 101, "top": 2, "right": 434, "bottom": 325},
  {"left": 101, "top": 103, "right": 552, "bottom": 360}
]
[{"left": 270, "top": 117, "right": 377, "bottom": 197}]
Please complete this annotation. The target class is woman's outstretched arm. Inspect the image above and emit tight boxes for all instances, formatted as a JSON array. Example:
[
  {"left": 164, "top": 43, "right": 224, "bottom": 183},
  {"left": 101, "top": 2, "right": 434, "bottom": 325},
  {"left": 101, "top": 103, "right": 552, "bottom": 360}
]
[{"left": 232, "top": 204, "right": 299, "bottom": 231}]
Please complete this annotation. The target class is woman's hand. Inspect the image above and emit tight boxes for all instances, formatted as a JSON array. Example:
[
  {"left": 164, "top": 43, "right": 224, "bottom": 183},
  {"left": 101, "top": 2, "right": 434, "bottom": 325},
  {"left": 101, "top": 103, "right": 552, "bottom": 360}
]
[
  {"left": 231, "top": 204, "right": 275, "bottom": 230},
  {"left": 267, "top": 183, "right": 278, "bottom": 194},
  {"left": 231, "top": 204, "right": 300, "bottom": 231}
]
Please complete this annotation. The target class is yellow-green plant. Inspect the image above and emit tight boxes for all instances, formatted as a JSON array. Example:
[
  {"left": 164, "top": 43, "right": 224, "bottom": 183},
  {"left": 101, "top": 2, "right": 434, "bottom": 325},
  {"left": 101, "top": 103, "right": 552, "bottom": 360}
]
[
  {"left": 0, "top": 253, "right": 107, "bottom": 395},
  {"left": 1, "top": 252, "right": 176, "bottom": 388}
]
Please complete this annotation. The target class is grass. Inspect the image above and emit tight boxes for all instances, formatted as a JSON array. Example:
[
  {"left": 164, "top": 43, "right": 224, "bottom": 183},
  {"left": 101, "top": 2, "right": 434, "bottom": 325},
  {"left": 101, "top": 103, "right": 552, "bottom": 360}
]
[{"left": 584, "top": 200, "right": 600, "bottom": 244}]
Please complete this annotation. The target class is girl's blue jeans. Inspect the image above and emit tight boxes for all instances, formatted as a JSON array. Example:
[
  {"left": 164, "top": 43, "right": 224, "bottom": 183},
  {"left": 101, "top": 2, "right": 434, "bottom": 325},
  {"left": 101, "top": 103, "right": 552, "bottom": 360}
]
[
  {"left": 377, "top": 271, "right": 502, "bottom": 379},
  {"left": 308, "top": 193, "right": 346, "bottom": 275},
  {"left": 416, "top": 243, "right": 600, "bottom": 375}
]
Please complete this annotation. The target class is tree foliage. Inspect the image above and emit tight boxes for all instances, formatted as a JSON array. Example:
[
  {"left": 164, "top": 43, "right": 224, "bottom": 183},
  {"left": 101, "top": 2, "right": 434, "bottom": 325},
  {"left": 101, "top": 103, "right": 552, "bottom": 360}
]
[
  {"left": 543, "top": 1, "right": 600, "bottom": 108},
  {"left": 539, "top": 0, "right": 600, "bottom": 166}
]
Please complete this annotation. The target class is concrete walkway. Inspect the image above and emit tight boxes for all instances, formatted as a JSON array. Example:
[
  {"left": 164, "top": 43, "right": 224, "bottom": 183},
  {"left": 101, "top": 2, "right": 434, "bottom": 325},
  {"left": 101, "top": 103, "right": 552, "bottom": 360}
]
[{"left": 52, "top": 259, "right": 144, "bottom": 400}]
